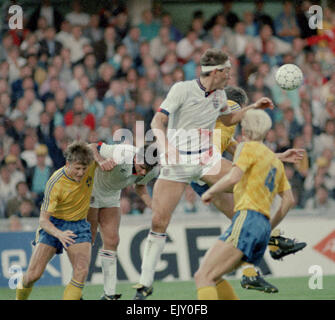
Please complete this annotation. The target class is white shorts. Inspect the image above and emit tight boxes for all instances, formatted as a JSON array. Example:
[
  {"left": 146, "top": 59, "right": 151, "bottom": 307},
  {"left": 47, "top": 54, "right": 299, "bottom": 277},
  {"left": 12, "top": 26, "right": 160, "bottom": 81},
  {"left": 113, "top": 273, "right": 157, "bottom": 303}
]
[
  {"left": 158, "top": 147, "right": 222, "bottom": 183},
  {"left": 90, "top": 188, "right": 121, "bottom": 208}
]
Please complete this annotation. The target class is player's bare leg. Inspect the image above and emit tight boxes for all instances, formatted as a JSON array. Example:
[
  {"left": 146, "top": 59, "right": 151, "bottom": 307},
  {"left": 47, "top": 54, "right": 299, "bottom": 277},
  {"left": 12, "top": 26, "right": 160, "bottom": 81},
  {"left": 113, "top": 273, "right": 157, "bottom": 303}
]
[
  {"left": 98, "top": 207, "right": 122, "bottom": 300},
  {"left": 87, "top": 207, "right": 99, "bottom": 245},
  {"left": 202, "top": 158, "right": 278, "bottom": 293},
  {"left": 16, "top": 243, "right": 56, "bottom": 300},
  {"left": 64, "top": 242, "right": 91, "bottom": 300},
  {"left": 194, "top": 240, "right": 243, "bottom": 300},
  {"left": 134, "top": 179, "right": 187, "bottom": 300}
]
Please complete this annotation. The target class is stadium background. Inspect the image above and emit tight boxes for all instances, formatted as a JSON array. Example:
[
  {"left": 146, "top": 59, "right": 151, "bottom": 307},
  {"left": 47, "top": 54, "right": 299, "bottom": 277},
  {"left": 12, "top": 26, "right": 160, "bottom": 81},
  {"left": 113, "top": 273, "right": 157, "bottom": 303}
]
[{"left": 0, "top": 0, "right": 334, "bottom": 299}]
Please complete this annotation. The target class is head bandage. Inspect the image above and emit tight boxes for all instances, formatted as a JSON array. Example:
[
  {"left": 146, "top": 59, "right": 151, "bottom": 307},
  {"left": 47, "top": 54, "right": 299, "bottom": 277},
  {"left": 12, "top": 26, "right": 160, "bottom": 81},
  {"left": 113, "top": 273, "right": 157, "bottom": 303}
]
[{"left": 201, "top": 60, "right": 231, "bottom": 73}]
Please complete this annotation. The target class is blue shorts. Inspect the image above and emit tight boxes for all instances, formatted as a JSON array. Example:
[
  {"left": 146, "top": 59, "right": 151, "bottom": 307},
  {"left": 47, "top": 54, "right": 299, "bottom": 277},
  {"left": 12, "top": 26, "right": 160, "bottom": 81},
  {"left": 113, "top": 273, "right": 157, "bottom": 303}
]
[
  {"left": 33, "top": 216, "right": 92, "bottom": 254},
  {"left": 190, "top": 181, "right": 210, "bottom": 197},
  {"left": 219, "top": 210, "right": 271, "bottom": 265}
]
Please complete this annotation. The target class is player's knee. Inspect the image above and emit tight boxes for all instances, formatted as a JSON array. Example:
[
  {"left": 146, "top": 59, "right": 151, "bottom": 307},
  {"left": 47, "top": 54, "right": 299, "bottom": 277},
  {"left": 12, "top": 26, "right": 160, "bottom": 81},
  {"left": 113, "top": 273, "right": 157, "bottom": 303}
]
[
  {"left": 151, "top": 214, "right": 169, "bottom": 233},
  {"left": 103, "top": 233, "right": 120, "bottom": 249}
]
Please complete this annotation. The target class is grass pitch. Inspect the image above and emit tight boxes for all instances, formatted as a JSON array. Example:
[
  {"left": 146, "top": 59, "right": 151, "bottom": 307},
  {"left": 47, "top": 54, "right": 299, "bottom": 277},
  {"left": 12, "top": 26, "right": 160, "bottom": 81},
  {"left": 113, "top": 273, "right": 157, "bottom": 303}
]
[{"left": 1, "top": 275, "right": 334, "bottom": 300}]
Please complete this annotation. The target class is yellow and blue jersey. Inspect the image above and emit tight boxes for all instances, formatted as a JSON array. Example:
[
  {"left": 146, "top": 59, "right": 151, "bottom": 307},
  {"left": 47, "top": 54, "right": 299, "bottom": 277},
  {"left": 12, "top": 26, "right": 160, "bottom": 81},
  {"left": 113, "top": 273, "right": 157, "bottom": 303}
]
[
  {"left": 213, "top": 99, "right": 241, "bottom": 154},
  {"left": 233, "top": 141, "right": 291, "bottom": 219},
  {"left": 40, "top": 162, "right": 97, "bottom": 221}
]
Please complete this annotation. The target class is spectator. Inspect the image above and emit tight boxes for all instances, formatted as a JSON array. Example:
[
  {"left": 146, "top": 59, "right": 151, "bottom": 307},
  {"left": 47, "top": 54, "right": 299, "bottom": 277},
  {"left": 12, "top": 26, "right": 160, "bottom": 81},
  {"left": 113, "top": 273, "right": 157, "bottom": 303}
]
[
  {"left": 15, "top": 199, "right": 39, "bottom": 218},
  {"left": 64, "top": 95, "right": 95, "bottom": 130},
  {"left": 0, "top": 32, "right": 13, "bottom": 61},
  {"left": 160, "top": 12, "right": 183, "bottom": 42},
  {"left": 113, "top": 9, "right": 131, "bottom": 43},
  {"left": 93, "top": 26, "right": 117, "bottom": 66},
  {"left": 26, "top": 144, "right": 54, "bottom": 207},
  {"left": 63, "top": 25, "right": 90, "bottom": 64},
  {"left": 0, "top": 120, "right": 14, "bottom": 155},
  {"left": 243, "top": 11, "right": 258, "bottom": 37},
  {"left": 295, "top": 0, "right": 318, "bottom": 39},
  {"left": 253, "top": 0, "right": 275, "bottom": 33},
  {"left": 65, "top": 111, "right": 91, "bottom": 141},
  {"left": 6, "top": 181, "right": 35, "bottom": 218},
  {"left": 39, "top": 26, "right": 63, "bottom": 58},
  {"left": 137, "top": 9, "right": 160, "bottom": 42},
  {"left": 103, "top": 80, "right": 129, "bottom": 113},
  {"left": 95, "top": 63, "right": 115, "bottom": 100},
  {"left": 204, "top": 24, "right": 227, "bottom": 50},
  {"left": 176, "top": 29, "right": 202, "bottom": 61},
  {"left": 190, "top": 15, "right": 207, "bottom": 40},
  {"left": 44, "top": 126, "right": 67, "bottom": 169},
  {"left": 55, "top": 20, "right": 72, "bottom": 47},
  {"left": 123, "top": 26, "right": 142, "bottom": 61},
  {"left": 150, "top": 26, "right": 171, "bottom": 63},
  {"left": 275, "top": 0, "right": 300, "bottom": 43},
  {"left": 314, "top": 119, "right": 335, "bottom": 156},
  {"left": 227, "top": 21, "right": 254, "bottom": 58},
  {"left": 7, "top": 114, "right": 27, "bottom": 150},
  {"left": 36, "top": 111, "right": 54, "bottom": 144},
  {"left": 84, "top": 14, "right": 103, "bottom": 43},
  {"left": 305, "top": 185, "right": 335, "bottom": 210},
  {"left": 0, "top": 163, "right": 17, "bottom": 205},
  {"left": 65, "top": 0, "right": 90, "bottom": 27},
  {"left": 254, "top": 24, "right": 291, "bottom": 55},
  {"left": 27, "top": 0, "right": 64, "bottom": 32},
  {"left": 83, "top": 86, "right": 104, "bottom": 121}
]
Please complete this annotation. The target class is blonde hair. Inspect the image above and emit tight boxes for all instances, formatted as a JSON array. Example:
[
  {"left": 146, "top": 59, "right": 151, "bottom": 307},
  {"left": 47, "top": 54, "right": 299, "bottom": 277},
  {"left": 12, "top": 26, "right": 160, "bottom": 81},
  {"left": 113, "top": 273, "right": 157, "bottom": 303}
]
[{"left": 241, "top": 109, "right": 272, "bottom": 141}]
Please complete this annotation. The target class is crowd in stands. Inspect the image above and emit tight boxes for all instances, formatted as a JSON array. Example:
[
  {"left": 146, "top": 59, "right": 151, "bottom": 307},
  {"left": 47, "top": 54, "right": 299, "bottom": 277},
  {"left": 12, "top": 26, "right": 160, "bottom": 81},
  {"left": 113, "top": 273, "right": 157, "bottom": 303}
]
[{"left": 0, "top": 0, "right": 335, "bottom": 225}]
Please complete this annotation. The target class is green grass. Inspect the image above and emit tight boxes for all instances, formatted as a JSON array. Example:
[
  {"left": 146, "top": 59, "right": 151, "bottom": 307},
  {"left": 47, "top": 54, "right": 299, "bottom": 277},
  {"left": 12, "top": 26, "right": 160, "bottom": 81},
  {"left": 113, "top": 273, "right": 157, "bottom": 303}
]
[{"left": 1, "top": 275, "right": 335, "bottom": 300}]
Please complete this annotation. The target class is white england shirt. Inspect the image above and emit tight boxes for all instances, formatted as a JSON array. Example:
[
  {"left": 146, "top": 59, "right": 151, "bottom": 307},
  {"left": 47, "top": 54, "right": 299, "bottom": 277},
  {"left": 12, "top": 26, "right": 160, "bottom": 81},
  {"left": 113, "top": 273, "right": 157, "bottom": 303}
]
[
  {"left": 159, "top": 79, "right": 231, "bottom": 153},
  {"left": 93, "top": 143, "right": 159, "bottom": 192}
]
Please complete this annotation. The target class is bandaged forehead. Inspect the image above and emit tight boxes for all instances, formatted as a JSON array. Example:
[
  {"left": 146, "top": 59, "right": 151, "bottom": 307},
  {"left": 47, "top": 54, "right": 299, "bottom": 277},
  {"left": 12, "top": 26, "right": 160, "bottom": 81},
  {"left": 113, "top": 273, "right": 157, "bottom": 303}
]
[{"left": 201, "top": 60, "right": 231, "bottom": 73}]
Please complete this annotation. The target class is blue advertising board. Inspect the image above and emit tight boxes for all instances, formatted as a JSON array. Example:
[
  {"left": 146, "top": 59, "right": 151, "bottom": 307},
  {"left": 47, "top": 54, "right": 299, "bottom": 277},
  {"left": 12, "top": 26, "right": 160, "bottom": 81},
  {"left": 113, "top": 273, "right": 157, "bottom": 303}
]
[{"left": 0, "top": 232, "right": 62, "bottom": 288}]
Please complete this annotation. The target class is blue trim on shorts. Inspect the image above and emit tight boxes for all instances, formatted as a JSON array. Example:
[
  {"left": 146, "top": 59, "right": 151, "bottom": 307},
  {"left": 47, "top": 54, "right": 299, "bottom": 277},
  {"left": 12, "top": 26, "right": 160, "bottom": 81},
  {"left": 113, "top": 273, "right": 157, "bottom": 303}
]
[
  {"left": 220, "top": 210, "right": 271, "bottom": 265},
  {"left": 33, "top": 216, "right": 92, "bottom": 254},
  {"left": 190, "top": 181, "right": 210, "bottom": 197}
]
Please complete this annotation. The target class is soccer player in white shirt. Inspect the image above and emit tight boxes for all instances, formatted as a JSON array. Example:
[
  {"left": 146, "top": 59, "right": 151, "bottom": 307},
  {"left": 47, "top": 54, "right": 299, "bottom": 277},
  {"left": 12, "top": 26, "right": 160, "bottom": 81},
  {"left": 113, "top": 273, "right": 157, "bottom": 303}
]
[
  {"left": 87, "top": 142, "right": 159, "bottom": 300},
  {"left": 133, "top": 48, "right": 274, "bottom": 299}
]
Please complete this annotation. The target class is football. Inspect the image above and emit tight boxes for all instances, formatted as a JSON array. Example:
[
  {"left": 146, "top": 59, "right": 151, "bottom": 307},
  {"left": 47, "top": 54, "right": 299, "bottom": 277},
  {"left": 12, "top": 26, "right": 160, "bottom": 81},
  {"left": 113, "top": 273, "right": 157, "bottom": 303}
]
[{"left": 275, "top": 64, "right": 303, "bottom": 90}]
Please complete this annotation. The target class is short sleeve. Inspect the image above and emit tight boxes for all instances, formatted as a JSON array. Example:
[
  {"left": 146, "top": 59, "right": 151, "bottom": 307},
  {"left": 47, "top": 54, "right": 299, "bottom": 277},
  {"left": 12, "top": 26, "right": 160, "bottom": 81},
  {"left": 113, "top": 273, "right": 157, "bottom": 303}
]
[
  {"left": 100, "top": 143, "right": 136, "bottom": 165},
  {"left": 41, "top": 181, "right": 61, "bottom": 213},
  {"left": 159, "top": 82, "right": 186, "bottom": 115},
  {"left": 233, "top": 142, "right": 255, "bottom": 172}
]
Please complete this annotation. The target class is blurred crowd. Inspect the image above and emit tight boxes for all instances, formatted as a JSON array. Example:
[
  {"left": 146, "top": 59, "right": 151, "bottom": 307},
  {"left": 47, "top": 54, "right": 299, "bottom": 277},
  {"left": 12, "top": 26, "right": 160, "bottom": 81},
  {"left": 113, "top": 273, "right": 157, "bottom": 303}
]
[{"left": 0, "top": 0, "right": 335, "bottom": 228}]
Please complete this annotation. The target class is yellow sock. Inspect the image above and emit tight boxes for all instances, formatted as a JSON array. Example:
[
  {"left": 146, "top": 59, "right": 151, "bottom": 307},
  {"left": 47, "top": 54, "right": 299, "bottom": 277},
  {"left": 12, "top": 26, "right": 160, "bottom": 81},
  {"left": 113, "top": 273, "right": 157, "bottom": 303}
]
[
  {"left": 16, "top": 284, "right": 33, "bottom": 300},
  {"left": 63, "top": 278, "right": 85, "bottom": 300},
  {"left": 197, "top": 286, "right": 218, "bottom": 300},
  {"left": 241, "top": 263, "right": 258, "bottom": 277},
  {"left": 216, "top": 280, "right": 239, "bottom": 300}
]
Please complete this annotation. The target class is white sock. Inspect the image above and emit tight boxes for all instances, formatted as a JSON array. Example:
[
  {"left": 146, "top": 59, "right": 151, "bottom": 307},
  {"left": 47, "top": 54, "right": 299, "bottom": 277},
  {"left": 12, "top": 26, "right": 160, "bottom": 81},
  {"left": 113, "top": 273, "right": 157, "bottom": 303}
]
[
  {"left": 99, "top": 249, "right": 117, "bottom": 296},
  {"left": 139, "top": 230, "right": 167, "bottom": 287}
]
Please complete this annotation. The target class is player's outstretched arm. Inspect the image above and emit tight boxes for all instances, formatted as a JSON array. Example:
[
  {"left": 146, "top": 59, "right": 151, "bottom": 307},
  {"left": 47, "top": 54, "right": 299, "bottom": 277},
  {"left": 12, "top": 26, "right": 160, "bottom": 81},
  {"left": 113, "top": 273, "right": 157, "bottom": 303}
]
[
  {"left": 134, "top": 184, "right": 152, "bottom": 209},
  {"left": 219, "top": 97, "right": 274, "bottom": 127},
  {"left": 39, "top": 211, "right": 77, "bottom": 249},
  {"left": 88, "top": 143, "right": 116, "bottom": 171},
  {"left": 270, "top": 189, "right": 295, "bottom": 230},
  {"left": 202, "top": 166, "right": 243, "bottom": 204},
  {"left": 276, "top": 148, "right": 305, "bottom": 164}
]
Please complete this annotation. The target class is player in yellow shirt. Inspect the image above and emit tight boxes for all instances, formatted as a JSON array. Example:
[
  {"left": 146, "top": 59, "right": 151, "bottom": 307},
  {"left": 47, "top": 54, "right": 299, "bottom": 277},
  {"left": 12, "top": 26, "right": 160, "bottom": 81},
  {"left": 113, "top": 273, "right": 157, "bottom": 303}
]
[
  {"left": 191, "top": 86, "right": 306, "bottom": 294},
  {"left": 16, "top": 141, "right": 115, "bottom": 300},
  {"left": 195, "top": 109, "right": 295, "bottom": 300}
]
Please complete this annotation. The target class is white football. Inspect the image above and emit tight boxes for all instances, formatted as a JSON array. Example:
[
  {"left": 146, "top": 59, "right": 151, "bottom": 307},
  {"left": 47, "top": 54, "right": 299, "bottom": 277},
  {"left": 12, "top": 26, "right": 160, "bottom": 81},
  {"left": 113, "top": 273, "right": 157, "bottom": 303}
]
[{"left": 275, "top": 64, "right": 303, "bottom": 90}]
